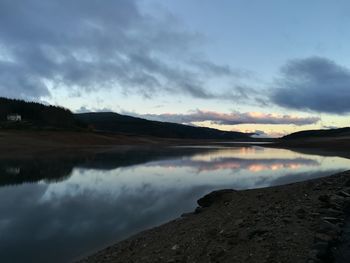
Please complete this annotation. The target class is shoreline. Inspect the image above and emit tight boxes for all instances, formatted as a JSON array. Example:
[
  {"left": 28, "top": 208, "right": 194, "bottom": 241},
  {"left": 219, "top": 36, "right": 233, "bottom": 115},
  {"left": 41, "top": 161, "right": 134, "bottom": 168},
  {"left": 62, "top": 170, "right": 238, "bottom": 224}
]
[
  {"left": 0, "top": 130, "right": 350, "bottom": 158},
  {"left": 78, "top": 171, "right": 350, "bottom": 263},
  {"left": 0, "top": 130, "right": 271, "bottom": 158},
  {"left": 3, "top": 129, "right": 350, "bottom": 159}
]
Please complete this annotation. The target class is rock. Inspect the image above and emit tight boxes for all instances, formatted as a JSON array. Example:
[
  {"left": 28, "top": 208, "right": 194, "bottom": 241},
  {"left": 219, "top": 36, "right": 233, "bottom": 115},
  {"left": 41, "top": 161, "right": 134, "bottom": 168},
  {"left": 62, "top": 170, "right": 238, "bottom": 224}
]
[
  {"left": 310, "top": 212, "right": 321, "bottom": 217},
  {"left": 308, "top": 249, "right": 319, "bottom": 260},
  {"left": 337, "top": 190, "right": 350, "bottom": 198},
  {"left": 345, "top": 178, "right": 350, "bottom": 187},
  {"left": 194, "top": 206, "right": 204, "bottom": 214},
  {"left": 285, "top": 236, "right": 293, "bottom": 242},
  {"left": 295, "top": 206, "right": 307, "bottom": 219},
  {"left": 328, "top": 201, "right": 343, "bottom": 210},
  {"left": 321, "top": 216, "right": 344, "bottom": 224},
  {"left": 312, "top": 241, "right": 330, "bottom": 259},
  {"left": 319, "top": 208, "right": 343, "bottom": 217},
  {"left": 206, "top": 228, "right": 218, "bottom": 238},
  {"left": 234, "top": 219, "right": 244, "bottom": 226},
  {"left": 315, "top": 232, "right": 336, "bottom": 242},
  {"left": 248, "top": 228, "right": 269, "bottom": 239},
  {"left": 321, "top": 180, "right": 332, "bottom": 186},
  {"left": 319, "top": 220, "right": 341, "bottom": 234},
  {"left": 197, "top": 189, "right": 235, "bottom": 207},
  {"left": 223, "top": 231, "right": 238, "bottom": 238},
  {"left": 318, "top": 195, "right": 330, "bottom": 203},
  {"left": 344, "top": 197, "right": 350, "bottom": 206},
  {"left": 283, "top": 218, "right": 292, "bottom": 224},
  {"left": 227, "top": 239, "right": 237, "bottom": 246},
  {"left": 208, "top": 248, "right": 226, "bottom": 260},
  {"left": 180, "top": 212, "right": 193, "bottom": 218}
]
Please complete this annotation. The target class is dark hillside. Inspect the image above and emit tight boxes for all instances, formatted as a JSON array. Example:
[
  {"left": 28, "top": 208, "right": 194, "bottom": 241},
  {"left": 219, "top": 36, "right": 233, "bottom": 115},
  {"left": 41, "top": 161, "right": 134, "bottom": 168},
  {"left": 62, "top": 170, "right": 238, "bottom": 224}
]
[
  {"left": 0, "top": 97, "right": 84, "bottom": 129},
  {"left": 76, "top": 112, "right": 251, "bottom": 140},
  {"left": 283, "top": 127, "right": 350, "bottom": 139},
  {"left": 0, "top": 97, "right": 252, "bottom": 139}
]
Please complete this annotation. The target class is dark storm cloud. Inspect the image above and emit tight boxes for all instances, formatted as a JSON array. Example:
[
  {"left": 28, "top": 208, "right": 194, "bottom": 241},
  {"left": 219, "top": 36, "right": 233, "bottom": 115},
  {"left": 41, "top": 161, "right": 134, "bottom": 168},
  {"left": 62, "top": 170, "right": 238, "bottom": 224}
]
[
  {"left": 0, "top": 0, "right": 248, "bottom": 100},
  {"left": 271, "top": 57, "right": 350, "bottom": 114},
  {"left": 126, "top": 109, "right": 320, "bottom": 125}
]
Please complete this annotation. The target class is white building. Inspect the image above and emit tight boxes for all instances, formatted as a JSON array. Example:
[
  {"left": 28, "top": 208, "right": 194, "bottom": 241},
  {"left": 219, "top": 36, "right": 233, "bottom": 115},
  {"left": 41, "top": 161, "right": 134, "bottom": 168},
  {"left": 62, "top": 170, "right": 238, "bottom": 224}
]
[{"left": 7, "top": 114, "right": 22, "bottom": 122}]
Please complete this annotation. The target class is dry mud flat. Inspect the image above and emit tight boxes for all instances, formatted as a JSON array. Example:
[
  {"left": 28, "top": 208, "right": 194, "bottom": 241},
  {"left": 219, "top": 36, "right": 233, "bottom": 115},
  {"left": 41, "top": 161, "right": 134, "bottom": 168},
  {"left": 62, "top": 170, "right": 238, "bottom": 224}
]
[{"left": 79, "top": 171, "right": 350, "bottom": 263}]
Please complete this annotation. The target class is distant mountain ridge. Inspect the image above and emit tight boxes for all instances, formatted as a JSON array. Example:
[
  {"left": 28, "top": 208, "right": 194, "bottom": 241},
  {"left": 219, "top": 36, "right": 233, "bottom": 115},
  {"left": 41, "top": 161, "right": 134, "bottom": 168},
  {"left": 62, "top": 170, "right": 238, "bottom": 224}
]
[
  {"left": 0, "top": 97, "right": 252, "bottom": 139},
  {"left": 75, "top": 112, "right": 252, "bottom": 140},
  {"left": 283, "top": 127, "right": 350, "bottom": 139}
]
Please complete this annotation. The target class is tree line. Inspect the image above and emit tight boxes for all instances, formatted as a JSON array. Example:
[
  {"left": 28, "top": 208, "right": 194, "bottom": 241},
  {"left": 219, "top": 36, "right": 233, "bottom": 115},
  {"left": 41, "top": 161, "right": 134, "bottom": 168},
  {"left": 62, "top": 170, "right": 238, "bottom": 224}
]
[{"left": 0, "top": 97, "right": 84, "bottom": 129}]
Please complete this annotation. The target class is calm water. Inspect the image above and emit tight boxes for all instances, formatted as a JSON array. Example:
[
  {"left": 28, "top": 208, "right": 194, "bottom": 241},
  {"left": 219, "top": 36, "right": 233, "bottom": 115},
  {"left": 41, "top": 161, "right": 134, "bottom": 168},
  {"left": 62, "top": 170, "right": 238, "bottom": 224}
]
[{"left": 0, "top": 146, "right": 350, "bottom": 263}]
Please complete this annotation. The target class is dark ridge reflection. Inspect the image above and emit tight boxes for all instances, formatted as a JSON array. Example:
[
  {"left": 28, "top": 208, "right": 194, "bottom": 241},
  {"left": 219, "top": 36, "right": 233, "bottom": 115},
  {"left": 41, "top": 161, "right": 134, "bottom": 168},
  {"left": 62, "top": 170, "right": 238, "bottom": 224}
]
[{"left": 0, "top": 147, "right": 212, "bottom": 187}]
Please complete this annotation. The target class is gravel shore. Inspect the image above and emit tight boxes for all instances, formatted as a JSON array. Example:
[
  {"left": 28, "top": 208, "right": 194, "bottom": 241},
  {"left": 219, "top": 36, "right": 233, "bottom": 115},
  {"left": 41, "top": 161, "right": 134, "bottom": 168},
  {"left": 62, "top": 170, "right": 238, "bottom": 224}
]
[{"left": 78, "top": 171, "right": 350, "bottom": 263}]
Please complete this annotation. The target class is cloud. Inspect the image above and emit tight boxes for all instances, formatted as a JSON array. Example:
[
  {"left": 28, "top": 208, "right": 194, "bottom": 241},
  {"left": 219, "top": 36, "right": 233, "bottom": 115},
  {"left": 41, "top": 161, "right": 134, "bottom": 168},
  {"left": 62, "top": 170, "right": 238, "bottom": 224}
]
[
  {"left": 75, "top": 106, "right": 113, "bottom": 114},
  {"left": 156, "top": 157, "right": 319, "bottom": 173},
  {"left": 251, "top": 130, "right": 270, "bottom": 138},
  {"left": 0, "top": 0, "right": 249, "bottom": 101},
  {"left": 126, "top": 109, "right": 320, "bottom": 126},
  {"left": 189, "top": 58, "right": 254, "bottom": 79},
  {"left": 322, "top": 125, "right": 339, "bottom": 130},
  {"left": 271, "top": 57, "right": 350, "bottom": 114}
]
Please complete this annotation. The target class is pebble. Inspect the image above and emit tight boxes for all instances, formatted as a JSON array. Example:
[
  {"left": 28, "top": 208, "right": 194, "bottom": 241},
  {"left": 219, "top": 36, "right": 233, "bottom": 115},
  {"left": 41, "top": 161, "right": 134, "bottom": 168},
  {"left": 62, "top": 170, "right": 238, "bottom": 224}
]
[
  {"left": 197, "top": 189, "right": 235, "bottom": 207},
  {"left": 171, "top": 244, "right": 179, "bottom": 250}
]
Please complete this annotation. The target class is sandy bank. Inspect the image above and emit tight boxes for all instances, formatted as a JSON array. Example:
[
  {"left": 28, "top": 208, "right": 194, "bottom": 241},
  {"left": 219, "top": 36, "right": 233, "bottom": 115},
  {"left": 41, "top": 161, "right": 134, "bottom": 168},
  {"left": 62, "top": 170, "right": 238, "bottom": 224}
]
[{"left": 78, "top": 171, "right": 350, "bottom": 263}]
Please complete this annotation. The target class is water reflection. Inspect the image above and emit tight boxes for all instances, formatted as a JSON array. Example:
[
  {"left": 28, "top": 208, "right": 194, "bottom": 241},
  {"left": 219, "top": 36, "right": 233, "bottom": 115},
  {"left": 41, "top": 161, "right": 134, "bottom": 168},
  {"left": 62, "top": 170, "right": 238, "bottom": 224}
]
[
  {"left": 152, "top": 156, "right": 319, "bottom": 172},
  {"left": 0, "top": 146, "right": 349, "bottom": 263}
]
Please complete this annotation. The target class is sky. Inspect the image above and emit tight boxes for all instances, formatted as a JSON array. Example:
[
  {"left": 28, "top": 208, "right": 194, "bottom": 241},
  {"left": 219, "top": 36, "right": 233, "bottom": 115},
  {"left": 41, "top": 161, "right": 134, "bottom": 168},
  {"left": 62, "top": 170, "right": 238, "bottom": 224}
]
[{"left": 1, "top": 0, "right": 350, "bottom": 137}]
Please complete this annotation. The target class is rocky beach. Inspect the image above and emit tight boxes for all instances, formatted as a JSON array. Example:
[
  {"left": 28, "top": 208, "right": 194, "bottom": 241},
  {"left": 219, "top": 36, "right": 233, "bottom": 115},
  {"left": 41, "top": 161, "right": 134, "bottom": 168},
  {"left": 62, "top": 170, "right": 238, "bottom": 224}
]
[{"left": 78, "top": 171, "right": 350, "bottom": 263}]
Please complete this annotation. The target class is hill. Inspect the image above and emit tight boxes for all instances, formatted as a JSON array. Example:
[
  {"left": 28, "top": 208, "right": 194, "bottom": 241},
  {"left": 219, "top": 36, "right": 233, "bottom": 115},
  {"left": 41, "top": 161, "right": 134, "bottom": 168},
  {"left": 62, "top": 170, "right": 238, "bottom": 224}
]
[
  {"left": 75, "top": 112, "right": 251, "bottom": 140},
  {"left": 0, "top": 97, "right": 252, "bottom": 140},
  {"left": 283, "top": 127, "right": 350, "bottom": 140},
  {"left": 0, "top": 97, "right": 84, "bottom": 129}
]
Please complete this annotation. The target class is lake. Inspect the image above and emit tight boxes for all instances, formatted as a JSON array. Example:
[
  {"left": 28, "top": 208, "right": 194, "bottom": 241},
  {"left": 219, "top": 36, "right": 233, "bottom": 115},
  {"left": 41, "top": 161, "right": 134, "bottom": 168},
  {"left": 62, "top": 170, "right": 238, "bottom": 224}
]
[{"left": 0, "top": 146, "right": 349, "bottom": 263}]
